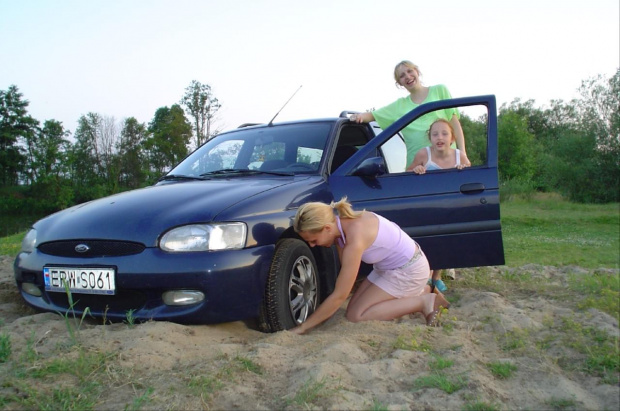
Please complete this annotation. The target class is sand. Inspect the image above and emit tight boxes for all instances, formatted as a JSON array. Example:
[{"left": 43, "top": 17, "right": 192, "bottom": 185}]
[{"left": 1, "top": 255, "right": 618, "bottom": 410}]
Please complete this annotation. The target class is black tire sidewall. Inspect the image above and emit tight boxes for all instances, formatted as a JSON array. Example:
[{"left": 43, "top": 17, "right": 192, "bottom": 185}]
[{"left": 262, "top": 238, "right": 320, "bottom": 331}]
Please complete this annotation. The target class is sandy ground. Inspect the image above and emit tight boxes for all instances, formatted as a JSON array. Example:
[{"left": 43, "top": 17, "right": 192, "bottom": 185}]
[{"left": 1, "top": 254, "right": 618, "bottom": 410}]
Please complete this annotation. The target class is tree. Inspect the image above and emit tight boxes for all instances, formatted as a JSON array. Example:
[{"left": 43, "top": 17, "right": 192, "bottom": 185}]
[
  {"left": 27, "top": 120, "right": 71, "bottom": 182},
  {"left": 497, "top": 107, "right": 537, "bottom": 182},
  {"left": 0, "top": 85, "right": 38, "bottom": 185},
  {"left": 25, "top": 120, "right": 74, "bottom": 210},
  {"left": 180, "top": 80, "right": 221, "bottom": 147},
  {"left": 145, "top": 104, "right": 192, "bottom": 179},
  {"left": 459, "top": 113, "right": 487, "bottom": 166},
  {"left": 546, "top": 69, "right": 620, "bottom": 202},
  {"left": 117, "top": 117, "right": 148, "bottom": 189}
]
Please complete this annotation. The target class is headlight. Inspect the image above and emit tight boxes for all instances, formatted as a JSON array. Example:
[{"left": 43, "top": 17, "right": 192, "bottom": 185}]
[
  {"left": 160, "top": 223, "right": 247, "bottom": 252},
  {"left": 21, "top": 229, "right": 37, "bottom": 253}
]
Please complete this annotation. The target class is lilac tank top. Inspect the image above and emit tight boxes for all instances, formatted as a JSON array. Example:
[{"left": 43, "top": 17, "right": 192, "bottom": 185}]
[{"left": 336, "top": 213, "right": 417, "bottom": 270}]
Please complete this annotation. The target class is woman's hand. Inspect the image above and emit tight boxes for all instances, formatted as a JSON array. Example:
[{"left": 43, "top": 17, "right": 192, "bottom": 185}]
[
  {"left": 411, "top": 165, "right": 426, "bottom": 174},
  {"left": 290, "top": 325, "right": 306, "bottom": 335}
]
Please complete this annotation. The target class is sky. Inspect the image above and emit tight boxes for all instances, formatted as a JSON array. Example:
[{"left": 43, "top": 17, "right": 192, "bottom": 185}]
[{"left": 1, "top": 0, "right": 618, "bottom": 137}]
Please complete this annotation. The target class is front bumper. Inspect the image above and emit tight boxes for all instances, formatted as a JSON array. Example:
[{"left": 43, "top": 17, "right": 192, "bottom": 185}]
[{"left": 13, "top": 245, "right": 275, "bottom": 324}]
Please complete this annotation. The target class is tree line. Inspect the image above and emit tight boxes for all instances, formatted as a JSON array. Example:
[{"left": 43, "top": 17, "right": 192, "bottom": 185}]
[
  {"left": 0, "top": 80, "right": 220, "bottom": 214},
  {"left": 1, "top": 70, "right": 618, "bottom": 220}
]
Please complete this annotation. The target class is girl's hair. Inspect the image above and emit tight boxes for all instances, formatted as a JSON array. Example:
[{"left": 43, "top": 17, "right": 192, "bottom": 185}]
[
  {"left": 393, "top": 60, "right": 422, "bottom": 87},
  {"left": 428, "top": 118, "right": 456, "bottom": 144},
  {"left": 293, "top": 197, "right": 362, "bottom": 233}
]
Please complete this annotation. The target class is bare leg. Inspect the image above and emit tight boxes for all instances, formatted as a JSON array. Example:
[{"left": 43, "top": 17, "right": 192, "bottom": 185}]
[
  {"left": 347, "top": 279, "right": 373, "bottom": 309},
  {"left": 346, "top": 280, "right": 435, "bottom": 322}
]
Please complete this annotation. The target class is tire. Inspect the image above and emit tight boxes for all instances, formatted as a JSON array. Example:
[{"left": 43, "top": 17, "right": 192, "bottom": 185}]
[{"left": 258, "top": 238, "right": 320, "bottom": 332}]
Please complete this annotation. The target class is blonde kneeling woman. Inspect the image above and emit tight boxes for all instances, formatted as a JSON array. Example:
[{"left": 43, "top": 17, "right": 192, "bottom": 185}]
[{"left": 291, "top": 197, "right": 450, "bottom": 335}]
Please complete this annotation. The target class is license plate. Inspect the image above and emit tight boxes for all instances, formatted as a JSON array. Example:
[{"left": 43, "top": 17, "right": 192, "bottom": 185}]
[{"left": 44, "top": 267, "right": 116, "bottom": 295}]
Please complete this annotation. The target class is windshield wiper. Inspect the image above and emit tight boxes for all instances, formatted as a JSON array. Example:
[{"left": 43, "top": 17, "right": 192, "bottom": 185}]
[
  {"left": 200, "top": 169, "right": 293, "bottom": 177},
  {"left": 158, "top": 174, "right": 206, "bottom": 182}
]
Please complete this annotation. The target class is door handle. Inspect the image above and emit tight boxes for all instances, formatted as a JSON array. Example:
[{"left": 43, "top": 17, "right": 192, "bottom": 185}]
[{"left": 460, "top": 183, "right": 485, "bottom": 194}]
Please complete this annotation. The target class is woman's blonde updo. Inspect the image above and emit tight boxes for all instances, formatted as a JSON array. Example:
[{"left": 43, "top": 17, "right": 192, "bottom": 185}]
[{"left": 293, "top": 197, "right": 363, "bottom": 234}]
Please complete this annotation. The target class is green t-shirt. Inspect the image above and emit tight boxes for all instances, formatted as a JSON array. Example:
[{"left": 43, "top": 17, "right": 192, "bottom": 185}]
[{"left": 373, "top": 84, "right": 459, "bottom": 165}]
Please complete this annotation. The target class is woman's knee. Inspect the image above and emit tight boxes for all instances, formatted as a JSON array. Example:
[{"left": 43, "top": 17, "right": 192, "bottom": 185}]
[{"left": 345, "top": 306, "right": 363, "bottom": 322}]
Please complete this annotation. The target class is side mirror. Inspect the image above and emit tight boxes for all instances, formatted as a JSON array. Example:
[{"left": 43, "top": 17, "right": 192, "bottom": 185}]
[{"left": 351, "top": 157, "right": 387, "bottom": 177}]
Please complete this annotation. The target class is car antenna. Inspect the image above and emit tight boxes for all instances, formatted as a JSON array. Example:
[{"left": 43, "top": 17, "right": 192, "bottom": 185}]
[{"left": 268, "top": 85, "right": 302, "bottom": 126}]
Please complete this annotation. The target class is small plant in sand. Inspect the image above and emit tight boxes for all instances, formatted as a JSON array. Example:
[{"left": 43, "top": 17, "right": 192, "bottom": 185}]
[
  {"left": 124, "top": 309, "right": 137, "bottom": 327},
  {"left": 392, "top": 331, "right": 432, "bottom": 352},
  {"left": 499, "top": 328, "right": 530, "bottom": 352},
  {"left": 486, "top": 361, "right": 518, "bottom": 379},
  {"left": 58, "top": 279, "right": 92, "bottom": 346},
  {"left": 125, "top": 387, "right": 154, "bottom": 411},
  {"left": 0, "top": 333, "right": 10, "bottom": 363},
  {"left": 413, "top": 372, "right": 467, "bottom": 394},
  {"left": 429, "top": 354, "right": 454, "bottom": 371},
  {"left": 286, "top": 376, "right": 340, "bottom": 408},
  {"left": 545, "top": 395, "right": 577, "bottom": 410},
  {"left": 463, "top": 400, "right": 501, "bottom": 411}
]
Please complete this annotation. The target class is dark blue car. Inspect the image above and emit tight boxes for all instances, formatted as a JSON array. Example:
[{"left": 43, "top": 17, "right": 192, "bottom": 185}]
[{"left": 14, "top": 95, "right": 504, "bottom": 332}]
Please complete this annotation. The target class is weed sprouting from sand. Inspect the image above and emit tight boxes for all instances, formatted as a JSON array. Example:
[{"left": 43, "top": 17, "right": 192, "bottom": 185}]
[
  {"left": 486, "top": 361, "right": 518, "bottom": 379},
  {"left": 568, "top": 271, "right": 620, "bottom": 321},
  {"left": 463, "top": 399, "right": 501, "bottom": 411},
  {"left": 125, "top": 386, "right": 155, "bottom": 411},
  {"left": 413, "top": 372, "right": 467, "bottom": 394},
  {"left": 499, "top": 328, "right": 530, "bottom": 352},
  {"left": 58, "top": 279, "right": 92, "bottom": 346},
  {"left": 392, "top": 329, "right": 432, "bottom": 352},
  {"left": 124, "top": 309, "right": 137, "bottom": 328},
  {"left": 0, "top": 333, "right": 10, "bottom": 363},
  {"left": 429, "top": 354, "right": 454, "bottom": 371},
  {"left": 545, "top": 395, "right": 577, "bottom": 410},
  {"left": 286, "top": 376, "right": 340, "bottom": 407},
  {"left": 233, "top": 355, "right": 263, "bottom": 375}
]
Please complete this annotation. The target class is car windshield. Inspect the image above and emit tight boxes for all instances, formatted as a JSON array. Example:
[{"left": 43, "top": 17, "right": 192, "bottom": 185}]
[{"left": 168, "top": 122, "right": 332, "bottom": 177}]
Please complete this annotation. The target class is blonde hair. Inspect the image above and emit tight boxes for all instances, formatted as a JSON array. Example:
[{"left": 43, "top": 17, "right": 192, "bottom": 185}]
[
  {"left": 393, "top": 60, "right": 422, "bottom": 87},
  {"left": 293, "top": 197, "right": 363, "bottom": 234},
  {"left": 428, "top": 118, "right": 456, "bottom": 144}
]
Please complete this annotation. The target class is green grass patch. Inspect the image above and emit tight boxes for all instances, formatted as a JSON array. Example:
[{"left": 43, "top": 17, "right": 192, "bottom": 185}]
[
  {"left": 567, "top": 271, "right": 620, "bottom": 321},
  {"left": 486, "top": 361, "right": 517, "bottom": 379},
  {"left": 0, "top": 231, "right": 24, "bottom": 257},
  {"left": 285, "top": 376, "right": 339, "bottom": 408},
  {"left": 412, "top": 372, "right": 467, "bottom": 394},
  {"left": 501, "top": 195, "right": 619, "bottom": 268}
]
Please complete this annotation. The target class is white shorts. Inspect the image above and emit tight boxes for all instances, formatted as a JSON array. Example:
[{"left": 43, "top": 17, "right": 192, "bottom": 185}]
[{"left": 367, "top": 248, "right": 430, "bottom": 298}]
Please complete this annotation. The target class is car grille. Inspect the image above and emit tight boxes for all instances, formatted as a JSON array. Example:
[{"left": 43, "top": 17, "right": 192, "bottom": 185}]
[{"left": 38, "top": 240, "right": 146, "bottom": 258}]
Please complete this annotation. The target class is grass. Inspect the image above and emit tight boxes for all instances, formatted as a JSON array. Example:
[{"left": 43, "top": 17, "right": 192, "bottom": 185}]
[
  {"left": 486, "top": 361, "right": 518, "bottom": 379},
  {"left": 500, "top": 193, "right": 619, "bottom": 268},
  {"left": 0, "top": 231, "right": 24, "bottom": 257}
]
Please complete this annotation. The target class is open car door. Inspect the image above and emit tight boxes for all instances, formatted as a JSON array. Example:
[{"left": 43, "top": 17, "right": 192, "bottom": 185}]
[{"left": 328, "top": 95, "right": 504, "bottom": 270}]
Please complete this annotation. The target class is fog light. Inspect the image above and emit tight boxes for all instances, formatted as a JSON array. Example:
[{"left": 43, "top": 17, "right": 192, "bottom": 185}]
[
  {"left": 162, "top": 290, "right": 205, "bottom": 306},
  {"left": 22, "top": 282, "right": 42, "bottom": 297}
]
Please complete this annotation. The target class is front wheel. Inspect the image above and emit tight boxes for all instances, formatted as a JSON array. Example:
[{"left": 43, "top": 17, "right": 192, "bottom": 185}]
[{"left": 258, "top": 238, "right": 320, "bottom": 332}]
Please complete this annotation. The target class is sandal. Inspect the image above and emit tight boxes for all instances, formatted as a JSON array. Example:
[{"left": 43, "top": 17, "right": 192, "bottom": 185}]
[{"left": 428, "top": 278, "right": 447, "bottom": 293}]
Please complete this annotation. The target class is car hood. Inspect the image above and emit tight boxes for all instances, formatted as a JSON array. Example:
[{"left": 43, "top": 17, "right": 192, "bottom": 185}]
[{"left": 33, "top": 177, "right": 300, "bottom": 246}]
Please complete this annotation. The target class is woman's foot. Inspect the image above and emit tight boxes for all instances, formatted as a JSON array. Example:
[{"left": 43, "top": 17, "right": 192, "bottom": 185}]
[{"left": 424, "top": 290, "right": 450, "bottom": 327}]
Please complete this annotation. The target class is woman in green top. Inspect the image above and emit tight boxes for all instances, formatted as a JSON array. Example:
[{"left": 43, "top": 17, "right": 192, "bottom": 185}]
[{"left": 351, "top": 60, "right": 470, "bottom": 168}]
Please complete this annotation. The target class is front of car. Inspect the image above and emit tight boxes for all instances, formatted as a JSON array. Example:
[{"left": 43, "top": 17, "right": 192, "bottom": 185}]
[{"left": 14, "top": 120, "right": 336, "bottom": 324}]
